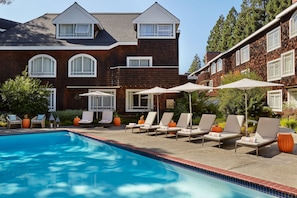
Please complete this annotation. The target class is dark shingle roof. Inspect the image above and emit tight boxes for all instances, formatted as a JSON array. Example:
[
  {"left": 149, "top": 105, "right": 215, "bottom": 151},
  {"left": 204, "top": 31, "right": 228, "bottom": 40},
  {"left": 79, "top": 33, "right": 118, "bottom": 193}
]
[
  {"left": 0, "top": 13, "right": 139, "bottom": 47},
  {"left": 0, "top": 18, "right": 20, "bottom": 31}
]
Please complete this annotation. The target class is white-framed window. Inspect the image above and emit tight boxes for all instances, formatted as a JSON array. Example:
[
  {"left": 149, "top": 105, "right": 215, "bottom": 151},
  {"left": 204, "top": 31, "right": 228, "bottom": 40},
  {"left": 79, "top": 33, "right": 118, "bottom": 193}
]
[
  {"left": 267, "top": 90, "right": 282, "bottom": 112},
  {"left": 125, "top": 89, "right": 153, "bottom": 112},
  {"left": 28, "top": 54, "right": 56, "bottom": 78},
  {"left": 236, "top": 50, "right": 240, "bottom": 66},
  {"left": 208, "top": 80, "right": 213, "bottom": 93},
  {"left": 240, "top": 45, "right": 250, "bottom": 64},
  {"left": 267, "top": 26, "right": 281, "bottom": 52},
  {"left": 127, "top": 57, "right": 152, "bottom": 67},
  {"left": 281, "top": 50, "right": 295, "bottom": 77},
  {"left": 138, "top": 24, "right": 174, "bottom": 38},
  {"left": 267, "top": 58, "right": 281, "bottom": 81},
  {"left": 68, "top": 54, "right": 97, "bottom": 77},
  {"left": 47, "top": 88, "right": 56, "bottom": 112},
  {"left": 217, "top": 59, "right": 222, "bottom": 72},
  {"left": 88, "top": 89, "right": 116, "bottom": 112},
  {"left": 211, "top": 62, "right": 216, "bottom": 75},
  {"left": 57, "top": 24, "right": 93, "bottom": 39},
  {"left": 289, "top": 11, "right": 297, "bottom": 38},
  {"left": 288, "top": 88, "right": 297, "bottom": 108}
]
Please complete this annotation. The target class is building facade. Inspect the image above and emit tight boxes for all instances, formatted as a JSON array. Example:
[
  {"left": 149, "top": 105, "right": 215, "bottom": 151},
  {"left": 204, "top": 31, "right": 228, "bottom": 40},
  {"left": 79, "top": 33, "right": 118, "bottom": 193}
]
[
  {"left": 193, "top": 2, "right": 297, "bottom": 113},
  {"left": 0, "top": 2, "right": 185, "bottom": 115}
]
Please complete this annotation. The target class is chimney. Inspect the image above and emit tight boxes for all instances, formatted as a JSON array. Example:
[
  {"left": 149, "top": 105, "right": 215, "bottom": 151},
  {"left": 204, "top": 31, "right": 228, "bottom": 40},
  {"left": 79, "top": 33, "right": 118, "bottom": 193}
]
[{"left": 204, "top": 52, "right": 220, "bottom": 64}]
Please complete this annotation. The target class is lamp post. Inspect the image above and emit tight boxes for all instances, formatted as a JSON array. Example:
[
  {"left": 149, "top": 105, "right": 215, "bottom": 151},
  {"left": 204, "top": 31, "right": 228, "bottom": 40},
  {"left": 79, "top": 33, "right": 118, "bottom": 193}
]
[{"left": 49, "top": 113, "right": 55, "bottom": 128}]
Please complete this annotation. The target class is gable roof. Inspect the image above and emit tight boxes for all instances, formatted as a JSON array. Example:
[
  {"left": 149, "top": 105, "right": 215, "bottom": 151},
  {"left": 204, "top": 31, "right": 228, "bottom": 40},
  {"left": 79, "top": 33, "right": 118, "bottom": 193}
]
[
  {"left": 0, "top": 18, "right": 20, "bottom": 32},
  {"left": 133, "top": 2, "right": 180, "bottom": 24},
  {"left": 52, "top": 2, "right": 103, "bottom": 30},
  {"left": 0, "top": 13, "right": 139, "bottom": 48}
]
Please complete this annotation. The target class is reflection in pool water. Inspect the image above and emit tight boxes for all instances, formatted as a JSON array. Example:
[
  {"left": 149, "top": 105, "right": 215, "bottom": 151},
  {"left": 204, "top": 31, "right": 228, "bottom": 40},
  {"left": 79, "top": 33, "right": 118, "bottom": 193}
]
[{"left": 0, "top": 131, "right": 276, "bottom": 198}]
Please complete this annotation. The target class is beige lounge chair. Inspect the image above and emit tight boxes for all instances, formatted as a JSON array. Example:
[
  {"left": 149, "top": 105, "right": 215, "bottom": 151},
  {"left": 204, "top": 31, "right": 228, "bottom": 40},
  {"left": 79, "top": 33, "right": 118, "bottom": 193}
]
[
  {"left": 155, "top": 113, "right": 192, "bottom": 137},
  {"left": 202, "top": 115, "right": 244, "bottom": 148},
  {"left": 6, "top": 115, "right": 22, "bottom": 129},
  {"left": 140, "top": 112, "right": 174, "bottom": 135},
  {"left": 31, "top": 114, "right": 46, "bottom": 128},
  {"left": 98, "top": 110, "right": 113, "bottom": 125},
  {"left": 125, "top": 111, "right": 157, "bottom": 133},
  {"left": 176, "top": 114, "right": 216, "bottom": 142},
  {"left": 235, "top": 117, "right": 280, "bottom": 156},
  {"left": 79, "top": 111, "right": 94, "bottom": 125}
]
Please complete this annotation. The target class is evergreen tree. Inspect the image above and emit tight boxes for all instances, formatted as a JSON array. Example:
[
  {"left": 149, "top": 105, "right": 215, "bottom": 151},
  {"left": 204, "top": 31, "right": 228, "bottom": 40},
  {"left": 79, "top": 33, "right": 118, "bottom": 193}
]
[
  {"left": 206, "top": 15, "right": 225, "bottom": 52},
  {"left": 233, "top": 0, "right": 267, "bottom": 44},
  {"left": 188, "top": 54, "right": 201, "bottom": 73},
  {"left": 220, "top": 7, "right": 238, "bottom": 50},
  {"left": 265, "top": 0, "right": 291, "bottom": 23}
]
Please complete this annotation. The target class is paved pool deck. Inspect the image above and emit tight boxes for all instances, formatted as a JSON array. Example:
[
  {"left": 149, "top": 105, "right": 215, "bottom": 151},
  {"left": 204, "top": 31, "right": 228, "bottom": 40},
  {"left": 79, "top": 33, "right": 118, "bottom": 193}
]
[{"left": 1, "top": 125, "right": 297, "bottom": 196}]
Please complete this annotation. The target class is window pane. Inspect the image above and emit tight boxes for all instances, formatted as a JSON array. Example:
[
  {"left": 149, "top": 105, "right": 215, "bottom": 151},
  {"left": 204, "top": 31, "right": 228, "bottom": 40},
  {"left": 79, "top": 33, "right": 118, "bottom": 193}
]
[{"left": 140, "top": 24, "right": 154, "bottom": 37}]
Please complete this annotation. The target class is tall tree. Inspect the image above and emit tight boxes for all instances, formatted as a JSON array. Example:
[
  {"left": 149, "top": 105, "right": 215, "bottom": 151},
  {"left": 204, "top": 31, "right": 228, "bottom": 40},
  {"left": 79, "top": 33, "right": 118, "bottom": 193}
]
[
  {"left": 188, "top": 54, "right": 201, "bottom": 73},
  {"left": 265, "top": 0, "right": 291, "bottom": 23},
  {"left": 220, "top": 7, "right": 238, "bottom": 50},
  {"left": 206, "top": 15, "right": 225, "bottom": 52},
  {"left": 233, "top": 0, "right": 267, "bottom": 44}
]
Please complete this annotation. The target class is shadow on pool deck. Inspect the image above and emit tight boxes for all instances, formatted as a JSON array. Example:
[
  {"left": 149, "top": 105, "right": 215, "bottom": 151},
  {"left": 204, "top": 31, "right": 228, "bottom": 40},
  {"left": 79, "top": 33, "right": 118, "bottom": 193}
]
[{"left": 1, "top": 125, "right": 297, "bottom": 196}]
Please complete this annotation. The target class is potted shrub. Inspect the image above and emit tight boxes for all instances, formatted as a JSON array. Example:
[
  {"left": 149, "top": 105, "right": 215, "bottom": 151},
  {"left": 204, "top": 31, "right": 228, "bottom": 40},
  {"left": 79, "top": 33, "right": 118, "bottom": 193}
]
[{"left": 113, "top": 112, "right": 121, "bottom": 126}]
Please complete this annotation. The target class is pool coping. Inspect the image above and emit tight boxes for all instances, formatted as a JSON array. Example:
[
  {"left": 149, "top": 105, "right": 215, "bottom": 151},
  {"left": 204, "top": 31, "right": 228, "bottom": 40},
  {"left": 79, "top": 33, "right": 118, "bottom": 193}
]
[{"left": 76, "top": 131, "right": 297, "bottom": 197}]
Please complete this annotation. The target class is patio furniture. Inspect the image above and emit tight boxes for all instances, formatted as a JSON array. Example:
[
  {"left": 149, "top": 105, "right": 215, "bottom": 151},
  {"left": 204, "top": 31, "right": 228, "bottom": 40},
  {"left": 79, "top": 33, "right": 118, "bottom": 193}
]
[
  {"left": 277, "top": 133, "right": 294, "bottom": 153},
  {"left": 6, "top": 115, "right": 22, "bottom": 129},
  {"left": 31, "top": 114, "right": 46, "bottom": 128},
  {"left": 98, "top": 110, "right": 113, "bottom": 125},
  {"left": 78, "top": 111, "right": 94, "bottom": 125},
  {"left": 125, "top": 112, "right": 157, "bottom": 133},
  {"left": 140, "top": 112, "right": 174, "bottom": 134}
]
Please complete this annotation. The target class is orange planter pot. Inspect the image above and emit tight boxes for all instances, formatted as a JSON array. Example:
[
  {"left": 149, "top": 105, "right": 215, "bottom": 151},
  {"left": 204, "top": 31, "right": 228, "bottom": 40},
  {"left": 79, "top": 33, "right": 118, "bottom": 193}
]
[
  {"left": 277, "top": 133, "right": 294, "bottom": 153},
  {"left": 73, "top": 117, "right": 80, "bottom": 126},
  {"left": 211, "top": 126, "right": 223, "bottom": 132},
  {"left": 22, "top": 118, "right": 30, "bottom": 128},
  {"left": 168, "top": 122, "right": 176, "bottom": 127},
  {"left": 138, "top": 120, "right": 145, "bottom": 124},
  {"left": 113, "top": 117, "right": 121, "bottom": 126}
]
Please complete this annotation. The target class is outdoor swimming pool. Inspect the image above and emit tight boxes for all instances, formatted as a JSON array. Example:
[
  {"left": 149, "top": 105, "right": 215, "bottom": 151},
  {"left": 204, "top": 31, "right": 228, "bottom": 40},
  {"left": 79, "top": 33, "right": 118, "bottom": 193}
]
[{"left": 0, "top": 131, "right": 278, "bottom": 198}]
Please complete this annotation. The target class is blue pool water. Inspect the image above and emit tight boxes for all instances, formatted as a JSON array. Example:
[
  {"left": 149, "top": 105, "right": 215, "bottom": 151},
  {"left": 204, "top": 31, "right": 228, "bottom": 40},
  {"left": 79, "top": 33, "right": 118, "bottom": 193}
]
[{"left": 0, "top": 131, "right": 277, "bottom": 198}]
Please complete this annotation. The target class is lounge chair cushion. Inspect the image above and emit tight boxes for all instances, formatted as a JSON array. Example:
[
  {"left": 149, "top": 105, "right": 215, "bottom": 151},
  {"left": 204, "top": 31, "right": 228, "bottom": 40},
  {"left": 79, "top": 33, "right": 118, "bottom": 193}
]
[
  {"left": 8, "top": 115, "right": 16, "bottom": 121},
  {"left": 241, "top": 136, "right": 257, "bottom": 143},
  {"left": 37, "top": 114, "right": 45, "bottom": 120}
]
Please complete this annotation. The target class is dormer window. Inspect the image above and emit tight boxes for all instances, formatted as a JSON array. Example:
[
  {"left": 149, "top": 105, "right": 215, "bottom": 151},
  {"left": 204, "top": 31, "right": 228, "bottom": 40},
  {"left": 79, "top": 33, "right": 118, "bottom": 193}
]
[
  {"left": 58, "top": 24, "right": 93, "bottom": 38},
  {"left": 139, "top": 24, "right": 174, "bottom": 38}
]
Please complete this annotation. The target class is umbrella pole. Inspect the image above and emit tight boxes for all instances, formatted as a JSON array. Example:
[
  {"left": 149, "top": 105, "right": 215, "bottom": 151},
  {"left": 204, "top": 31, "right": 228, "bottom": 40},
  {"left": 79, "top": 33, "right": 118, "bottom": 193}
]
[
  {"left": 245, "top": 91, "right": 248, "bottom": 137},
  {"left": 189, "top": 93, "right": 192, "bottom": 129},
  {"left": 157, "top": 95, "right": 160, "bottom": 123}
]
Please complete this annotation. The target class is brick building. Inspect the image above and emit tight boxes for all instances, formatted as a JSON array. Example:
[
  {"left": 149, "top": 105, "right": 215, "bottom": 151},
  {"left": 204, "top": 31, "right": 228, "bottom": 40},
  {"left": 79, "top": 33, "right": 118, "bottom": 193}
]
[
  {"left": 192, "top": 2, "right": 297, "bottom": 113},
  {"left": 0, "top": 2, "right": 186, "bottom": 116}
]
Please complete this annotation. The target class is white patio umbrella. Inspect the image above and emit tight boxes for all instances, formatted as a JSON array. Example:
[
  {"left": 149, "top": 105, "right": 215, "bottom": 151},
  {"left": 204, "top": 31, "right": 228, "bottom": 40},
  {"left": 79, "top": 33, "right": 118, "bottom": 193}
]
[
  {"left": 216, "top": 78, "right": 283, "bottom": 136},
  {"left": 135, "top": 86, "right": 177, "bottom": 123},
  {"left": 79, "top": 91, "right": 113, "bottom": 119},
  {"left": 168, "top": 82, "right": 212, "bottom": 128}
]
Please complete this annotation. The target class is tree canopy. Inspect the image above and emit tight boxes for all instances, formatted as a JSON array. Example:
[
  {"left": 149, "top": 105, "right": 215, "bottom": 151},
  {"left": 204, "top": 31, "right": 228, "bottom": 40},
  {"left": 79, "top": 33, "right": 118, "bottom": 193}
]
[{"left": 188, "top": 54, "right": 201, "bottom": 73}]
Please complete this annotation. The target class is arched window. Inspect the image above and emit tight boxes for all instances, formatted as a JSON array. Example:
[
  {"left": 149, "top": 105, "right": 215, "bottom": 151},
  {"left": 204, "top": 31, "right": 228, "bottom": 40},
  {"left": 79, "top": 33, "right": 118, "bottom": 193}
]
[
  {"left": 68, "top": 54, "right": 97, "bottom": 77},
  {"left": 290, "top": 11, "right": 297, "bottom": 38},
  {"left": 28, "top": 54, "right": 56, "bottom": 78}
]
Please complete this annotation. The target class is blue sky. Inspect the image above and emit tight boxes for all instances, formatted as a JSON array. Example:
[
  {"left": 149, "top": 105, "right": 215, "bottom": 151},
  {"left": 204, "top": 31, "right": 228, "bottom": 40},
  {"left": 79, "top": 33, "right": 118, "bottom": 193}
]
[{"left": 0, "top": 0, "right": 242, "bottom": 74}]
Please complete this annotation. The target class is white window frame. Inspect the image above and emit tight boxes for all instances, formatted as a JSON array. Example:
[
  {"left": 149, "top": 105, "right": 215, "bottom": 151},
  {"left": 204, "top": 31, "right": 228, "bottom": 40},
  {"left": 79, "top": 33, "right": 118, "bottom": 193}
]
[
  {"left": 281, "top": 50, "right": 295, "bottom": 77},
  {"left": 236, "top": 50, "right": 240, "bottom": 66},
  {"left": 211, "top": 62, "right": 216, "bottom": 75},
  {"left": 240, "top": 45, "right": 250, "bottom": 64},
  {"left": 57, "top": 23, "right": 93, "bottom": 39},
  {"left": 127, "top": 57, "right": 153, "bottom": 67},
  {"left": 28, "top": 54, "right": 56, "bottom": 78},
  {"left": 267, "top": 58, "right": 281, "bottom": 81},
  {"left": 125, "top": 89, "right": 153, "bottom": 112},
  {"left": 138, "top": 24, "right": 175, "bottom": 39},
  {"left": 88, "top": 89, "right": 116, "bottom": 112},
  {"left": 267, "top": 90, "right": 282, "bottom": 112},
  {"left": 47, "top": 88, "right": 56, "bottom": 112},
  {"left": 217, "top": 59, "right": 222, "bottom": 72},
  {"left": 68, "top": 54, "right": 97, "bottom": 77},
  {"left": 267, "top": 26, "right": 281, "bottom": 52},
  {"left": 289, "top": 11, "right": 297, "bottom": 38},
  {"left": 287, "top": 88, "right": 297, "bottom": 108}
]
